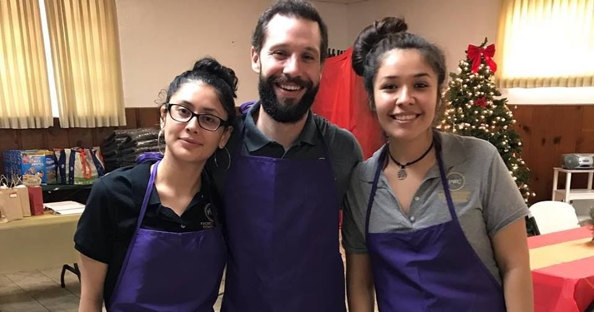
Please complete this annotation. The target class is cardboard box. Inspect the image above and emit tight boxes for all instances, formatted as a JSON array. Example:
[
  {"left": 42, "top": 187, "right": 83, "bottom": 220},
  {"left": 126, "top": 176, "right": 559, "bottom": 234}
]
[{"left": 2, "top": 150, "right": 57, "bottom": 185}]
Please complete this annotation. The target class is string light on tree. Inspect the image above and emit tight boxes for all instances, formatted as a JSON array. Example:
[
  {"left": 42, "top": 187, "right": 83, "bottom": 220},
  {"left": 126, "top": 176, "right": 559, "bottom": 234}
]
[{"left": 437, "top": 38, "right": 535, "bottom": 203}]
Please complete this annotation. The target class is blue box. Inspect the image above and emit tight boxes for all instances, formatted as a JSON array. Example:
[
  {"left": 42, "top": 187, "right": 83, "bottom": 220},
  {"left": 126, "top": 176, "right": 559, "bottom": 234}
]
[{"left": 2, "top": 150, "right": 53, "bottom": 185}]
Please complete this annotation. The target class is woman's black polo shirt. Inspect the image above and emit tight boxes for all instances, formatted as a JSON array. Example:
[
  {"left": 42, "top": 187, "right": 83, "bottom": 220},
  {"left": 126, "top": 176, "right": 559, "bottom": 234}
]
[{"left": 74, "top": 161, "right": 219, "bottom": 306}]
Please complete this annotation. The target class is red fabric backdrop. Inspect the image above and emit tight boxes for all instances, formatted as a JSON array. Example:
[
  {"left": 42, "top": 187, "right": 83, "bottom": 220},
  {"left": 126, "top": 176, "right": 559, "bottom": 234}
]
[{"left": 312, "top": 48, "right": 384, "bottom": 159}]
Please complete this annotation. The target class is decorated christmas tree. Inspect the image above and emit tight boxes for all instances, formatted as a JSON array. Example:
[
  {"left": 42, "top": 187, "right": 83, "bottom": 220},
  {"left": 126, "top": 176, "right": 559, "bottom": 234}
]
[{"left": 437, "top": 38, "right": 535, "bottom": 203}]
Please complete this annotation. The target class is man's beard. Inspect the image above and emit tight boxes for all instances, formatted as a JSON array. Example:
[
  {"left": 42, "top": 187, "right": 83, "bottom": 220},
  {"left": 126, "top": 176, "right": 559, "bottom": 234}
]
[{"left": 258, "top": 73, "right": 319, "bottom": 123}]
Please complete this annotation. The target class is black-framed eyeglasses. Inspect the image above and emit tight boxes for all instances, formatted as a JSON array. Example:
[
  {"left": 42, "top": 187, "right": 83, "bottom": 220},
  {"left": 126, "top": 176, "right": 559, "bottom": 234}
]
[{"left": 166, "top": 103, "right": 229, "bottom": 132}]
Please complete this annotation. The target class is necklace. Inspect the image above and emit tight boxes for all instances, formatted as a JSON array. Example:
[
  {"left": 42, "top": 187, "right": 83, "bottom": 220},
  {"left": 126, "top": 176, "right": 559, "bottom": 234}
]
[{"left": 387, "top": 140, "right": 434, "bottom": 180}]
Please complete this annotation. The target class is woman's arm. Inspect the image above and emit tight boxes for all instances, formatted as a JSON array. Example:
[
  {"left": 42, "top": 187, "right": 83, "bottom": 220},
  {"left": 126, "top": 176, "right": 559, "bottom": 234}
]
[
  {"left": 78, "top": 253, "right": 108, "bottom": 312},
  {"left": 492, "top": 219, "right": 534, "bottom": 312},
  {"left": 346, "top": 253, "right": 375, "bottom": 312},
  {"left": 480, "top": 144, "right": 533, "bottom": 312}
]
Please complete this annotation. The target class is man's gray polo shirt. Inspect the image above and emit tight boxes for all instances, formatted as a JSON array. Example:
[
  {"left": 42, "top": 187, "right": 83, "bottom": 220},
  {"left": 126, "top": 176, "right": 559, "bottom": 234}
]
[{"left": 207, "top": 102, "right": 363, "bottom": 208}]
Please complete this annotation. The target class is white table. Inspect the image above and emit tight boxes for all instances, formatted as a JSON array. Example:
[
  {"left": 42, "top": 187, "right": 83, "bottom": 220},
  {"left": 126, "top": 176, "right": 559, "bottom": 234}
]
[{"left": 551, "top": 167, "right": 594, "bottom": 202}]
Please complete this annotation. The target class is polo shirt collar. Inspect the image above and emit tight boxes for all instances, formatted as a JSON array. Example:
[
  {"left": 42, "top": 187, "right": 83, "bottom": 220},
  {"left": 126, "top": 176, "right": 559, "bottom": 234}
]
[
  {"left": 131, "top": 162, "right": 153, "bottom": 205},
  {"left": 243, "top": 101, "right": 317, "bottom": 153},
  {"left": 437, "top": 131, "right": 467, "bottom": 169},
  {"left": 132, "top": 162, "right": 210, "bottom": 207},
  {"left": 360, "top": 131, "right": 468, "bottom": 182}
]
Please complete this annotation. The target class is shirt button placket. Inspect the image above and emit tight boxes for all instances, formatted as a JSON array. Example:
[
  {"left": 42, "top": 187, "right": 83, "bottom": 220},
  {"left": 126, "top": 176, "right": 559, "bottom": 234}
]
[{"left": 410, "top": 197, "right": 420, "bottom": 223}]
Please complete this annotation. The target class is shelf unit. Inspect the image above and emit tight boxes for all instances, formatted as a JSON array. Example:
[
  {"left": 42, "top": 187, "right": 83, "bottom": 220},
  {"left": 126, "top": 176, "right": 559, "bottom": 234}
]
[{"left": 551, "top": 167, "right": 594, "bottom": 202}]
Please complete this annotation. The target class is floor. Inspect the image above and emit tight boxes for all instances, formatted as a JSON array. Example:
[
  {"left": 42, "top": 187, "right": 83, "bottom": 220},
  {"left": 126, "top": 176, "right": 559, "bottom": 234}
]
[
  {"left": 0, "top": 267, "right": 225, "bottom": 312},
  {"left": 0, "top": 267, "right": 82, "bottom": 312},
  {"left": 0, "top": 247, "right": 359, "bottom": 311}
]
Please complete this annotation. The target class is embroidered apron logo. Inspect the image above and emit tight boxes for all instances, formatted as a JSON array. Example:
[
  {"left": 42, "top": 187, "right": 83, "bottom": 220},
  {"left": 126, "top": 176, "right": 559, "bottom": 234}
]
[
  {"left": 204, "top": 203, "right": 214, "bottom": 222},
  {"left": 202, "top": 203, "right": 215, "bottom": 229}
]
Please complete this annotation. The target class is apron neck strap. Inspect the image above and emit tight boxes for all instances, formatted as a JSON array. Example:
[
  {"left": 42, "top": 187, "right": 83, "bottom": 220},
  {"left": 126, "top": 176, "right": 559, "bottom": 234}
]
[
  {"left": 436, "top": 148, "right": 458, "bottom": 222},
  {"left": 135, "top": 160, "right": 160, "bottom": 232},
  {"left": 365, "top": 146, "right": 387, "bottom": 235}
]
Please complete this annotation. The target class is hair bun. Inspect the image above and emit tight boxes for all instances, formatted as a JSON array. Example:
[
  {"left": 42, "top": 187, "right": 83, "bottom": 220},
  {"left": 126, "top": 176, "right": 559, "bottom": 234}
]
[
  {"left": 192, "top": 57, "right": 238, "bottom": 98},
  {"left": 352, "top": 17, "right": 408, "bottom": 76},
  {"left": 377, "top": 17, "right": 408, "bottom": 36}
]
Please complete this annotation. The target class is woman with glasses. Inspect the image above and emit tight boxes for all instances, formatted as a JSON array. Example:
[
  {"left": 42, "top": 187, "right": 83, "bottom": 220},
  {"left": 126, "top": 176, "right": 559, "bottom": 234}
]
[{"left": 74, "top": 57, "right": 236, "bottom": 312}]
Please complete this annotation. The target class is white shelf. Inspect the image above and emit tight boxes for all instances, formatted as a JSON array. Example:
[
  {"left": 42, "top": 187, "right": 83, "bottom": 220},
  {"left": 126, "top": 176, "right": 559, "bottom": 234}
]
[
  {"left": 553, "top": 167, "right": 594, "bottom": 174},
  {"left": 553, "top": 189, "right": 594, "bottom": 201},
  {"left": 552, "top": 168, "right": 594, "bottom": 202}
]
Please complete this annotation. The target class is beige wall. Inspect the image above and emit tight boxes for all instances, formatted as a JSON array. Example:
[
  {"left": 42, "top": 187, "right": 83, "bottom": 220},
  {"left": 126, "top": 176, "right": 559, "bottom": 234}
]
[
  {"left": 117, "top": 0, "right": 593, "bottom": 108},
  {"left": 346, "top": 0, "right": 378, "bottom": 48},
  {"left": 345, "top": 0, "right": 500, "bottom": 80},
  {"left": 116, "top": 0, "right": 349, "bottom": 108},
  {"left": 315, "top": 1, "right": 349, "bottom": 50}
]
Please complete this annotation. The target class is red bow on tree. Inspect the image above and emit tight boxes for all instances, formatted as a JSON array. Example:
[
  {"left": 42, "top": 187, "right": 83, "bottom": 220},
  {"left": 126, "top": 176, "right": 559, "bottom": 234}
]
[
  {"left": 467, "top": 44, "right": 497, "bottom": 73},
  {"left": 474, "top": 97, "right": 488, "bottom": 108}
]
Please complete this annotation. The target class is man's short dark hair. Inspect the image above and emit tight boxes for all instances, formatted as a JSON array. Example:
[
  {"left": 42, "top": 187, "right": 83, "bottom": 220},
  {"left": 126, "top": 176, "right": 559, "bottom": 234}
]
[{"left": 251, "top": 0, "right": 329, "bottom": 62}]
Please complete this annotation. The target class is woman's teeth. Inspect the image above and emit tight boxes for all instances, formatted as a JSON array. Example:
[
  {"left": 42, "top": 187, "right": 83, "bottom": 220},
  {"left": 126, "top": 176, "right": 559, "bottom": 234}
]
[{"left": 393, "top": 114, "right": 417, "bottom": 121}]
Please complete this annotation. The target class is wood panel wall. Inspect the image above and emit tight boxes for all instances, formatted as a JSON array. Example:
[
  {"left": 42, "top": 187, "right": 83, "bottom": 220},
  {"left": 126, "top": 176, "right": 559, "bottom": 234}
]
[
  {"left": 1, "top": 105, "right": 593, "bottom": 206},
  {"left": 0, "top": 108, "right": 160, "bottom": 176},
  {"left": 511, "top": 105, "right": 594, "bottom": 204}
]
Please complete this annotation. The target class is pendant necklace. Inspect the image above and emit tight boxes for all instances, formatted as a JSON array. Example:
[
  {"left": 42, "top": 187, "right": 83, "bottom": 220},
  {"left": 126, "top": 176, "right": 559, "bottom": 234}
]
[{"left": 387, "top": 140, "right": 434, "bottom": 180}]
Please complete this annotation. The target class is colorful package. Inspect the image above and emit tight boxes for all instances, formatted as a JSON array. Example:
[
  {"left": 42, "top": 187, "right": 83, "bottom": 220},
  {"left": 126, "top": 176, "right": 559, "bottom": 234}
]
[
  {"left": 2, "top": 150, "right": 48, "bottom": 185},
  {"left": 55, "top": 147, "right": 105, "bottom": 185}
]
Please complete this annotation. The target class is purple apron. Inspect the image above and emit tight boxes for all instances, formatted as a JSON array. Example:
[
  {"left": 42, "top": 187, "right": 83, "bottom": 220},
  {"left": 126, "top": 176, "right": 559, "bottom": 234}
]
[
  {"left": 365, "top": 145, "right": 506, "bottom": 312},
  {"left": 221, "top": 123, "right": 346, "bottom": 312},
  {"left": 108, "top": 161, "right": 226, "bottom": 312}
]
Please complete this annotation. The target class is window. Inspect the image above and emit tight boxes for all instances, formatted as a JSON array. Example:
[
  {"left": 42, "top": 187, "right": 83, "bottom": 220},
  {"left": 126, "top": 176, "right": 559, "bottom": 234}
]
[
  {"left": 496, "top": 0, "right": 594, "bottom": 88},
  {"left": 0, "top": 0, "right": 125, "bottom": 129},
  {"left": 0, "top": 0, "right": 53, "bottom": 129},
  {"left": 38, "top": 0, "right": 59, "bottom": 118}
]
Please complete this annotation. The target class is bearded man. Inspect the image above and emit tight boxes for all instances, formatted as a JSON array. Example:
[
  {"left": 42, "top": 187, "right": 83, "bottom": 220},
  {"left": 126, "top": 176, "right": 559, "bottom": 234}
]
[{"left": 207, "top": 1, "right": 362, "bottom": 311}]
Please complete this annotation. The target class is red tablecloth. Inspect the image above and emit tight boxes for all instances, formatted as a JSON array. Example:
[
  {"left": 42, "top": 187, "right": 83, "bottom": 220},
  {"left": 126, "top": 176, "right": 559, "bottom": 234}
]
[{"left": 529, "top": 227, "right": 594, "bottom": 312}]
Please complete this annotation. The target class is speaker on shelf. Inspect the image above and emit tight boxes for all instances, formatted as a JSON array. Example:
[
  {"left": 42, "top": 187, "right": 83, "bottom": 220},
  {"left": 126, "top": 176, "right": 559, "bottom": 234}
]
[{"left": 561, "top": 154, "right": 594, "bottom": 169}]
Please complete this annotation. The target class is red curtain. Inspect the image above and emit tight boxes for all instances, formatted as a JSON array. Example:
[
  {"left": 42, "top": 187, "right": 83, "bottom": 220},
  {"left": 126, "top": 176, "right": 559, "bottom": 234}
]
[{"left": 312, "top": 48, "right": 384, "bottom": 160}]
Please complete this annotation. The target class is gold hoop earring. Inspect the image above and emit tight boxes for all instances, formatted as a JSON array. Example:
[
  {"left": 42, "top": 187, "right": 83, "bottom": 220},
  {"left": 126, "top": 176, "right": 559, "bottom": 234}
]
[{"left": 214, "top": 147, "right": 231, "bottom": 171}]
